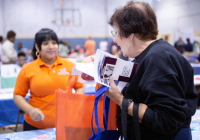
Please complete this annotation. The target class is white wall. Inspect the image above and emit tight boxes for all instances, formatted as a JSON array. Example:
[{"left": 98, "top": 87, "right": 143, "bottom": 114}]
[
  {"left": 49, "top": 0, "right": 108, "bottom": 37},
  {"left": 155, "top": 0, "right": 200, "bottom": 43},
  {"left": 0, "top": 0, "right": 154, "bottom": 38},
  {"left": 0, "top": 0, "right": 109, "bottom": 37},
  {"left": 1, "top": 0, "right": 55, "bottom": 37},
  {"left": 0, "top": 0, "right": 4, "bottom": 36}
]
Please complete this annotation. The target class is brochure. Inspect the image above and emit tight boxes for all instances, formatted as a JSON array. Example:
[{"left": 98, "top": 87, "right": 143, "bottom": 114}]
[{"left": 72, "top": 49, "right": 137, "bottom": 89}]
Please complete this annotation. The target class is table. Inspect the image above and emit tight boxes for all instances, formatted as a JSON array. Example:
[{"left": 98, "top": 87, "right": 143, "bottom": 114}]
[
  {"left": 0, "top": 76, "right": 16, "bottom": 89},
  {"left": 0, "top": 84, "right": 95, "bottom": 127},
  {"left": 0, "top": 64, "right": 20, "bottom": 89},
  {"left": 0, "top": 128, "right": 55, "bottom": 140},
  {"left": 0, "top": 91, "right": 29, "bottom": 127},
  {"left": 191, "top": 63, "right": 200, "bottom": 75},
  {"left": 83, "top": 81, "right": 96, "bottom": 95},
  {"left": 186, "top": 55, "right": 199, "bottom": 63},
  {"left": 191, "top": 109, "right": 200, "bottom": 139},
  {"left": 191, "top": 64, "right": 200, "bottom": 94},
  {"left": 0, "top": 110, "right": 200, "bottom": 140},
  {"left": 194, "top": 75, "right": 200, "bottom": 94}
]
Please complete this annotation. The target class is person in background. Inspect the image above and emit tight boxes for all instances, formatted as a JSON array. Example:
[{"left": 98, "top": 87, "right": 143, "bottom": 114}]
[
  {"left": 183, "top": 38, "right": 193, "bottom": 58},
  {"left": 194, "top": 41, "right": 200, "bottom": 63},
  {"left": 13, "top": 28, "right": 84, "bottom": 131},
  {"left": 164, "top": 35, "right": 169, "bottom": 42},
  {"left": 58, "top": 41, "right": 70, "bottom": 58},
  {"left": 109, "top": 40, "right": 120, "bottom": 53},
  {"left": 111, "top": 44, "right": 120, "bottom": 58},
  {"left": 15, "top": 52, "right": 26, "bottom": 75},
  {"left": 17, "top": 42, "right": 22, "bottom": 51},
  {"left": 174, "top": 36, "right": 185, "bottom": 54},
  {"left": 76, "top": 45, "right": 85, "bottom": 62},
  {"left": 1, "top": 30, "right": 17, "bottom": 64},
  {"left": 68, "top": 48, "right": 77, "bottom": 58},
  {"left": 17, "top": 52, "right": 26, "bottom": 67},
  {"left": 109, "top": 40, "right": 128, "bottom": 60},
  {"left": 0, "top": 36, "right": 3, "bottom": 44},
  {"left": 193, "top": 41, "right": 200, "bottom": 55},
  {"left": 16, "top": 42, "right": 27, "bottom": 54},
  {"left": 0, "top": 36, "right": 3, "bottom": 61},
  {"left": 25, "top": 49, "right": 34, "bottom": 63},
  {"left": 64, "top": 41, "right": 71, "bottom": 54},
  {"left": 83, "top": 36, "right": 96, "bottom": 56},
  {"left": 105, "top": 1, "right": 198, "bottom": 140},
  {"left": 75, "top": 44, "right": 80, "bottom": 53}
]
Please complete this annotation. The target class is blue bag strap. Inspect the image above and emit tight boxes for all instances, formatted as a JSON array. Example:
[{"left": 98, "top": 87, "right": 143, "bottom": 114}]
[
  {"left": 103, "top": 94, "right": 110, "bottom": 131},
  {"left": 88, "top": 107, "right": 98, "bottom": 140},
  {"left": 102, "top": 80, "right": 119, "bottom": 131},
  {"left": 94, "top": 92, "right": 102, "bottom": 134},
  {"left": 89, "top": 85, "right": 109, "bottom": 139},
  {"left": 90, "top": 108, "right": 96, "bottom": 136}
]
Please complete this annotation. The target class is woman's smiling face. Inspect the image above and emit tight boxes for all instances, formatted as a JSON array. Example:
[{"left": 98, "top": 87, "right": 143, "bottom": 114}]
[{"left": 39, "top": 39, "right": 58, "bottom": 60}]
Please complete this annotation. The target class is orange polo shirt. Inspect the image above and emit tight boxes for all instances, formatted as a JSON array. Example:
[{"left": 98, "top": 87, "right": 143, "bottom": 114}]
[{"left": 14, "top": 55, "right": 83, "bottom": 129}]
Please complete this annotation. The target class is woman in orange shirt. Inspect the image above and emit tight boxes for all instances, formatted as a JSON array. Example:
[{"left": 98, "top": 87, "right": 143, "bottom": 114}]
[{"left": 13, "top": 28, "right": 84, "bottom": 131}]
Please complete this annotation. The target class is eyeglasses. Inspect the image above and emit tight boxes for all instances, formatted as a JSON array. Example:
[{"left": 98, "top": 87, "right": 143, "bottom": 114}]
[{"left": 111, "top": 29, "right": 118, "bottom": 37}]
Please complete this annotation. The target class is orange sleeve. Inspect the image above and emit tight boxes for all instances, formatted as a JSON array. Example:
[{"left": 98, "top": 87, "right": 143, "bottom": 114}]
[
  {"left": 73, "top": 75, "right": 84, "bottom": 90},
  {"left": 13, "top": 66, "right": 29, "bottom": 97}
]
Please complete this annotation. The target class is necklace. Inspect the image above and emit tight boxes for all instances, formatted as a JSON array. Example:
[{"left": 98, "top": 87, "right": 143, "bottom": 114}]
[{"left": 49, "top": 62, "right": 57, "bottom": 73}]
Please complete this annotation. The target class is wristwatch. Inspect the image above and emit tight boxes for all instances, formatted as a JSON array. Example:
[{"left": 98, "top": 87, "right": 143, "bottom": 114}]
[{"left": 127, "top": 99, "right": 133, "bottom": 108}]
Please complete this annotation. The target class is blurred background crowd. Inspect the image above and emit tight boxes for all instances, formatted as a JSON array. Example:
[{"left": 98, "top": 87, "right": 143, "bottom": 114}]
[
  {"left": 0, "top": 0, "right": 200, "bottom": 136},
  {"left": 0, "top": 0, "right": 200, "bottom": 69}
]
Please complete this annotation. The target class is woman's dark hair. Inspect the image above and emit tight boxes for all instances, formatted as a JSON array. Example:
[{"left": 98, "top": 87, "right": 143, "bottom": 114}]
[
  {"left": 18, "top": 52, "right": 26, "bottom": 58},
  {"left": 109, "top": 1, "right": 158, "bottom": 40},
  {"left": 31, "top": 28, "right": 59, "bottom": 60}
]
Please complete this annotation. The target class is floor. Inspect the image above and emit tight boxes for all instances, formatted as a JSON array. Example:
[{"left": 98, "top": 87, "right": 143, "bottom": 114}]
[{"left": 0, "top": 125, "right": 23, "bottom": 134}]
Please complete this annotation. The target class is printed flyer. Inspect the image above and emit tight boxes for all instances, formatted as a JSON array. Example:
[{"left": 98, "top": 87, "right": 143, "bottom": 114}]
[{"left": 73, "top": 49, "right": 137, "bottom": 89}]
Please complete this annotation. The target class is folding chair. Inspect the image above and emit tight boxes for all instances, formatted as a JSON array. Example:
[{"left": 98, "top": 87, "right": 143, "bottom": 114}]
[{"left": 15, "top": 109, "right": 25, "bottom": 132}]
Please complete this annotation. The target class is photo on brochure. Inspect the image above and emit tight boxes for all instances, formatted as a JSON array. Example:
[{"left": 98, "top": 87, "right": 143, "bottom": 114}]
[
  {"left": 98, "top": 59, "right": 111, "bottom": 86},
  {"left": 73, "top": 49, "right": 138, "bottom": 88},
  {"left": 93, "top": 49, "right": 137, "bottom": 87},
  {"left": 100, "top": 55, "right": 106, "bottom": 79},
  {"left": 103, "top": 64, "right": 115, "bottom": 79},
  {"left": 102, "top": 57, "right": 117, "bottom": 78},
  {"left": 97, "top": 54, "right": 112, "bottom": 87},
  {"left": 121, "top": 65, "right": 131, "bottom": 77}
]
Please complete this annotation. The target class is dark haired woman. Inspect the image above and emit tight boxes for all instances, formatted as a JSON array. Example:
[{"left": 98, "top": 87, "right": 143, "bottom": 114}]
[
  {"left": 13, "top": 28, "right": 83, "bottom": 131},
  {"left": 104, "top": 1, "right": 198, "bottom": 140}
]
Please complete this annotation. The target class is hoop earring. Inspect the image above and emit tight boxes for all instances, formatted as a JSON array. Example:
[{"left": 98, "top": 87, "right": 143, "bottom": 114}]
[
  {"left": 36, "top": 51, "right": 40, "bottom": 56},
  {"left": 57, "top": 49, "right": 60, "bottom": 54}
]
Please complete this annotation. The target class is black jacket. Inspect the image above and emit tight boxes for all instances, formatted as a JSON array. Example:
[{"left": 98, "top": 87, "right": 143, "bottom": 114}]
[{"left": 117, "top": 39, "right": 198, "bottom": 140}]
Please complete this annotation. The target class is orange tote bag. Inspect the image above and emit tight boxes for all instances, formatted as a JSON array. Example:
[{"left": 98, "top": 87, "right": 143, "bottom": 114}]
[{"left": 55, "top": 76, "right": 117, "bottom": 140}]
